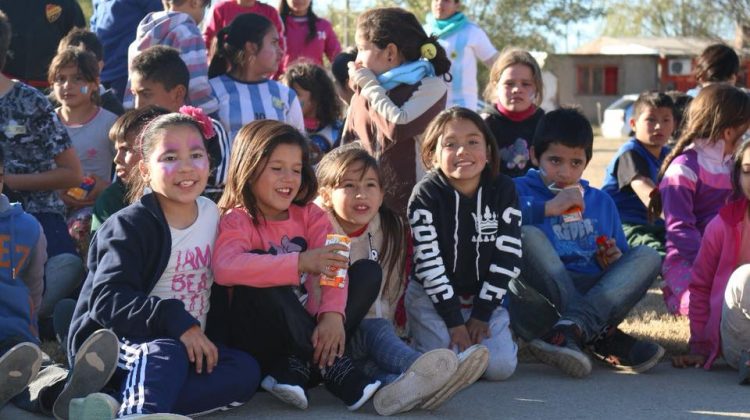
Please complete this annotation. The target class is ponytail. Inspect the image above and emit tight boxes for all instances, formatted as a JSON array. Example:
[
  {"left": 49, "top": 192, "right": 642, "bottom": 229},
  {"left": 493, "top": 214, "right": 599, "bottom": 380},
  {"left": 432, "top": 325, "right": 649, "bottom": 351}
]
[
  {"left": 357, "top": 8, "right": 452, "bottom": 79},
  {"left": 208, "top": 28, "right": 230, "bottom": 78},
  {"left": 423, "top": 34, "right": 451, "bottom": 78}
]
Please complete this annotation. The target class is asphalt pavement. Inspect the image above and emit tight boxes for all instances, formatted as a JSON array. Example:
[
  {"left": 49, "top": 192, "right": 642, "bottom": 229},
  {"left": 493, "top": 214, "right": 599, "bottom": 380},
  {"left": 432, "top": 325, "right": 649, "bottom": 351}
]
[{"left": 3, "top": 361, "right": 749, "bottom": 419}]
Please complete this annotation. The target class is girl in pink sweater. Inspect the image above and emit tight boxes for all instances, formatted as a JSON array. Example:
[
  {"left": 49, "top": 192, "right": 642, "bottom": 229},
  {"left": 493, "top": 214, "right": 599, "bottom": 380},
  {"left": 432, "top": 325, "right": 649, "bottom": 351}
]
[
  {"left": 277, "top": 0, "right": 341, "bottom": 70},
  {"left": 212, "top": 120, "right": 381, "bottom": 411},
  {"left": 673, "top": 138, "right": 750, "bottom": 384}
]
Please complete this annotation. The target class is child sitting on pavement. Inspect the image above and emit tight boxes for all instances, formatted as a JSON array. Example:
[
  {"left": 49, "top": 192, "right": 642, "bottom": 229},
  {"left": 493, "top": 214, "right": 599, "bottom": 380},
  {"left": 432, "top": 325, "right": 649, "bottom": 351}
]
[
  {"left": 601, "top": 92, "right": 675, "bottom": 256},
  {"left": 512, "top": 107, "right": 664, "bottom": 378},
  {"left": 0, "top": 144, "right": 119, "bottom": 419}
]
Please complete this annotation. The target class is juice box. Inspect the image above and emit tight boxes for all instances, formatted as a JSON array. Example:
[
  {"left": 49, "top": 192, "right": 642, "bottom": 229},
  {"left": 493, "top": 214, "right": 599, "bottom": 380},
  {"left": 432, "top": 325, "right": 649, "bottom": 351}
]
[
  {"left": 548, "top": 182, "right": 583, "bottom": 223},
  {"left": 319, "top": 234, "right": 351, "bottom": 288}
]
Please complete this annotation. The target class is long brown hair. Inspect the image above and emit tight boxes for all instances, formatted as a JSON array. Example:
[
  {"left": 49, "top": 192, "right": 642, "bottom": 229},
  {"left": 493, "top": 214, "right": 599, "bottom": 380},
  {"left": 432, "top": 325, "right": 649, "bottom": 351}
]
[
  {"left": 421, "top": 107, "right": 500, "bottom": 177},
  {"left": 316, "top": 144, "right": 407, "bottom": 304},
  {"left": 356, "top": 7, "right": 451, "bottom": 77},
  {"left": 649, "top": 84, "right": 750, "bottom": 218},
  {"left": 218, "top": 120, "right": 317, "bottom": 223}
]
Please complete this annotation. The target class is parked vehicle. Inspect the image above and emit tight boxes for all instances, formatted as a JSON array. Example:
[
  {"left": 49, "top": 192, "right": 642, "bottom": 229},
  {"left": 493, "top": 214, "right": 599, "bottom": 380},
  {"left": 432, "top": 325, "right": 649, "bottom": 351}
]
[{"left": 601, "top": 94, "right": 638, "bottom": 139}]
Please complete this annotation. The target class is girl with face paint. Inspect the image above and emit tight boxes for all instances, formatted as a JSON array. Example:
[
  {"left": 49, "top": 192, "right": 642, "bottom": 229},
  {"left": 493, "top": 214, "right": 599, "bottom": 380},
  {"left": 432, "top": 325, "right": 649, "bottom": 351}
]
[
  {"left": 49, "top": 47, "right": 119, "bottom": 257},
  {"left": 480, "top": 49, "right": 546, "bottom": 178},
  {"left": 68, "top": 110, "right": 262, "bottom": 417}
]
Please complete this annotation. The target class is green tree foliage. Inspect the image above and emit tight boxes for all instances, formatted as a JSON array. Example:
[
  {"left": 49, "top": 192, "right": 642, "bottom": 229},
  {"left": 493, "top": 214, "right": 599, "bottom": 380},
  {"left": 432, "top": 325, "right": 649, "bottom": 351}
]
[
  {"left": 601, "top": 0, "right": 750, "bottom": 40},
  {"left": 327, "top": 0, "right": 603, "bottom": 52}
]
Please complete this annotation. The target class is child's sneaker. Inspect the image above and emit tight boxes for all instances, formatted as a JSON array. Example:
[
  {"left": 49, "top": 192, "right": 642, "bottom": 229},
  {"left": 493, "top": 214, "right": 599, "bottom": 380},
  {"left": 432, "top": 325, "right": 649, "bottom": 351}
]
[
  {"left": 419, "top": 344, "right": 489, "bottom": 410},
  {"left": 53, "top": 329, "right": 120, "bottom": 420},
  {"left": 69, "top": 392, "right": 119, "bottom": 419},
  {"left": 373, "top": 349, "right": 457, "bottom": 415},
  {"left": 589, "top": 327, "right": 664, "bottom": 373},
  {"left": 0, "top": 342, "right": 43, "bottom": 408},
  {"left": 739, "top": 349, "right": 750, "bottom": 385},
  {"left": 260, "top": 356, "right": 311, "bottom": 409},
  {"left": 528, "top": 323, "right": 592, "bottom": 378},
  {"left": 322, "top": 356, "right": 381, "bottom": 411}
]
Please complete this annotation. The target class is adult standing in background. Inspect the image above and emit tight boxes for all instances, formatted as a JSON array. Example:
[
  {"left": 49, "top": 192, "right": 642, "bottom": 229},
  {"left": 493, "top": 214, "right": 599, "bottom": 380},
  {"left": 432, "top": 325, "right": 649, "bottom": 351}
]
[
  {"left": 90, "top": 0, "right": 162, "bottom": 102},
  {"left": 424, "top": 0, "right": 497, "bottom": 110},
  {"left": 0, "top": 0, "right": 84, "bottom": 89}
]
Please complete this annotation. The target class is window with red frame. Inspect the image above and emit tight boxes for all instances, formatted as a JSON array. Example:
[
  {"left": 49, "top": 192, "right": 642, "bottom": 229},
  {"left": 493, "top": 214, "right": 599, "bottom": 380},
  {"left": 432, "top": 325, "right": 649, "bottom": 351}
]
[{"left": 577, "top": 65, "right": 619, "bottom": 95}]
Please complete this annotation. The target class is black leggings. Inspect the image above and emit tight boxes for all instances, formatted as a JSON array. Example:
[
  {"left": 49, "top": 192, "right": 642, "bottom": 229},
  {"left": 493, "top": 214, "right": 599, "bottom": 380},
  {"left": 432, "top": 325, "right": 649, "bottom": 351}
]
[{"left": 228, "top": 260, "right": 382, "bottom": 371}]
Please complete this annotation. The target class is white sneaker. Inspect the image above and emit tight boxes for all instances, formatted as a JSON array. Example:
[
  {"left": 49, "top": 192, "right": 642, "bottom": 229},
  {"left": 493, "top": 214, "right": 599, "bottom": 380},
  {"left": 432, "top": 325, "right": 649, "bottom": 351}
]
[
  {"left": 69, "top": 392, "right": 119, "bottom": 420},
  {"left": 373, "top": 349, "right": 458, "bottom": 416},
  {"left": 260, "top": 375, "right": 308, "bottom": 410},
  {"left": 119, "top": 414, "right": 191, "bottom": 419},
  {"left": 0, "top": 342, "right": 43, "bottom": 408},
  {"left": 419, "top": 344, "right": 489, "bottom": 410}
]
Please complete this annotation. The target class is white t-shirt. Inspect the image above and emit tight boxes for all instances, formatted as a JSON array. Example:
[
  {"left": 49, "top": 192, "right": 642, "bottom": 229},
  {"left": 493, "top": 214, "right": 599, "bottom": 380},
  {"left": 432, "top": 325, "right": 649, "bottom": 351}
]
[
  {"left": 63, "top": 107, "right": 118, "bottom": 181},
  {"left": 149, "top": 196, "right": 219, "bottom": 330},
  {"left": 434, "top": 22, "right": 497, "bottom": 110}
]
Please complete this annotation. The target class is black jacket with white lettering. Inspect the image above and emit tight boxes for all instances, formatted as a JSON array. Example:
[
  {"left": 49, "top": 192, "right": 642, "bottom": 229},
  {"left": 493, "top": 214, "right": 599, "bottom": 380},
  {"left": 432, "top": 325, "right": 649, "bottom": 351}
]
[{"left": 407, "top": 169, "right": 522, "bottom": 328}]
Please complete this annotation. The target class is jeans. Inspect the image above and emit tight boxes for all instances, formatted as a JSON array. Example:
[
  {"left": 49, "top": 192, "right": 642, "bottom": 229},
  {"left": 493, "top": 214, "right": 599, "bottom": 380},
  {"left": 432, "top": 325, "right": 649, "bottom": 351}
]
[
  {"left": 39, "top": 254, "right": 85, "bottom": 320},
  {"left": 405, "top": 282, "right": 518, "bottom": 381},
  {"left": 349, "top": 318, "right": 421, "bottom": 384},
  {"left": 516, "top": 225, "right": 660, "bottom": 341},
  {"left": 721, "top": 264, "right": 750, "bottom": 369}
]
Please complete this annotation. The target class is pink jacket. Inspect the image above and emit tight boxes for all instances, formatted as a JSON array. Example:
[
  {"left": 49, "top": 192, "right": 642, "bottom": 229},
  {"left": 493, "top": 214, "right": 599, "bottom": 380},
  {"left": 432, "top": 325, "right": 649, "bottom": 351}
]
[
  {"left": 212, "top": 204, "right": 347, "bottom": 317},
  {"left": 689, "top": 198, "right": 747, "bottom": 369}
]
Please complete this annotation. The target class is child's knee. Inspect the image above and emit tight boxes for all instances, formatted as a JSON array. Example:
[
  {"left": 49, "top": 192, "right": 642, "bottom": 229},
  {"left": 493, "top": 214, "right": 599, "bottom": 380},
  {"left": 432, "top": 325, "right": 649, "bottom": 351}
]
[
  {"left": 725, "top": 264, "right": 750, "bottom": 306},
  {"left": 628, "top": 245, "right": 661, "bottom": 270},
  {"left": 483, "top": 354, "right": 517, "bottom": 381},
  {"left": 230, "top": 352, "right": 261, "bottom": 401}
]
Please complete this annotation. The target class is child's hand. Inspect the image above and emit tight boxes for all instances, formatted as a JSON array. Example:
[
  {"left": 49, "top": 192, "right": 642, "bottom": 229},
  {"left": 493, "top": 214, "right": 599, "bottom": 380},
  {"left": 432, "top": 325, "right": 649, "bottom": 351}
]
[
  {"left": 466, "top": 318, "right": 490, "bottom": 344},
  {"left": 545, "top": 187, "right": 584, "bottom": 217},
  {"left": 448, "top": 325, "right": 472, "bottom": 352},
  {"left": 671, "top": 353, "right": 706, "bottom": 369},
  {"left": 59, "top": 189, "right": 95, "bottom": 209},
  {"left": 179, "top": 325, "right": 218, "bottom": 374},
  {"left": 312, "top": 312, "right": 345, "bottom": 369},
  {"left": 298, "top": 243, "right": 349, "bottom": 276},
  {"left": 596, "top": 238, "right": 622, "bottom": 269},
  {"left": 87, "top": 174, "right": 110, "bottom": 202},
  {"left": 347, "top": 62, "right": 376, "bottom": 89}
]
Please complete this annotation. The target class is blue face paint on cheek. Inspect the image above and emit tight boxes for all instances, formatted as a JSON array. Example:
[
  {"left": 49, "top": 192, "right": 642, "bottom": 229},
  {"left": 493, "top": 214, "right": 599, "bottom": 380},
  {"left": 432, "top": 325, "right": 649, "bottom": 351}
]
[
  {"left": 80, "top": 85, "right": 89, "bottom": 94},
  {"left": 157, "top": 161, "right": 179, "bottom": 176}
]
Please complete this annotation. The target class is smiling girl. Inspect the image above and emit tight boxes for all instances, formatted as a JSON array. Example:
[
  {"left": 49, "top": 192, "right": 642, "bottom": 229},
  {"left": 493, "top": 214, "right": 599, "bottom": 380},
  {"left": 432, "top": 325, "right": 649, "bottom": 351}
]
[
  {"left": 406, "top": 107, "right": 522, "bottom": 386},
  {"left": 213, "top": 120, "right": 381, "bottom": 411},
  {"left": 68, "top": 110, "right": 260, "bottom": 417}
]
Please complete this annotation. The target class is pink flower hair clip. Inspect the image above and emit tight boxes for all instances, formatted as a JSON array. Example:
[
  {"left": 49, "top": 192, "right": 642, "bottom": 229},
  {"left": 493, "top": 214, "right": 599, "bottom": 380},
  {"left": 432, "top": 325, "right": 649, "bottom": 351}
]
[{"left": 179, "top": 105, "right": 215, "bottom": 139}]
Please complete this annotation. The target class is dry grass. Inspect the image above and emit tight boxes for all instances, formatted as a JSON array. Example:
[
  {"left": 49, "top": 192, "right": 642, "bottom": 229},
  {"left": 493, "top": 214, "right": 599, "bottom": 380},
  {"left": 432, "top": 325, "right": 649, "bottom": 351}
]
[{"left": 41, "top": 133, "right": 689, "bottom": 367}]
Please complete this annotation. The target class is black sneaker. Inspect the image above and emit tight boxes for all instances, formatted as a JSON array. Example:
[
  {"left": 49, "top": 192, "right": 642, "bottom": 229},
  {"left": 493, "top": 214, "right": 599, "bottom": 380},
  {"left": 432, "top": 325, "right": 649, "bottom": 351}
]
[
  {"left": 0, "top": 342, "right": 43, "bottom": 408},
  {"left": 528, "top": 324, "right": 592, "bottom": 378},
  {"left": 322, "top": 356, "right": 381, "bottom": 411},
  {"left": 739, "top": 349, "right": 750, "bottom": 385},
  {"left": 589, "top": 327, "right": 664, "bottom": 373},
  {"left": 260, "top": 356, "right": 310, "bottom": 409}
]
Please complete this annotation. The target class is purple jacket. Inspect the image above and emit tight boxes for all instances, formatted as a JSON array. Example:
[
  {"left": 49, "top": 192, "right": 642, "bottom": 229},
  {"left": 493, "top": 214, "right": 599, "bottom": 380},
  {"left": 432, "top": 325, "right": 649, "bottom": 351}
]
[{"left": 660, "top": 139, "right": 734, "bottom": 268}]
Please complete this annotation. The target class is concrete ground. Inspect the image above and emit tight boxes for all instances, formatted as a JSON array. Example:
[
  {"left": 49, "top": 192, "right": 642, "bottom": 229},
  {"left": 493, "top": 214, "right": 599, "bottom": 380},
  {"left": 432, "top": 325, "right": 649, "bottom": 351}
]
[{"left": 2, "top": 361, "right": 749, "bottom": 420}]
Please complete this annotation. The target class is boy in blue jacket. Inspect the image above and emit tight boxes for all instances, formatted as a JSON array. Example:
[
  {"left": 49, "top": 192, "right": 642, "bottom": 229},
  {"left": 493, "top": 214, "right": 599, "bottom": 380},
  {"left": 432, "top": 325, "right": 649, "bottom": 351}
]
[
  {"left": 0, "top": 144, "right": 118, "bottom": 419},
  {"left": 512, "top": 108, "right": 664, "bottom": 378}
]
